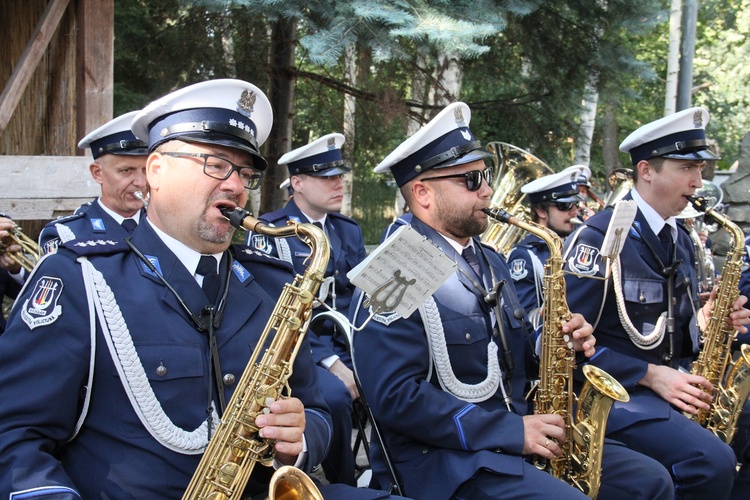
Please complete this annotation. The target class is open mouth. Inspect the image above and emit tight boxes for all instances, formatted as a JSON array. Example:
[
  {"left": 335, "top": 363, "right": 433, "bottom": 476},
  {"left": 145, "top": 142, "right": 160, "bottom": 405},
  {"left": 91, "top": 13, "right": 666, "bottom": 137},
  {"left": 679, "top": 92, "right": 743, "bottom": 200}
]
[{"left": 215, "top": 202, "right": 237, "bottom": 219}]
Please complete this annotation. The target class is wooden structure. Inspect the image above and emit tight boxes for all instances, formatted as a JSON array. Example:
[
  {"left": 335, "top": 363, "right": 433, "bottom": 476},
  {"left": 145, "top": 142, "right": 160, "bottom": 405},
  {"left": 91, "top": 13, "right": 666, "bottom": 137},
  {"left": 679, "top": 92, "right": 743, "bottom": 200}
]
[{"left": 1, "top": 0, "right": 115, "bottom": 233}]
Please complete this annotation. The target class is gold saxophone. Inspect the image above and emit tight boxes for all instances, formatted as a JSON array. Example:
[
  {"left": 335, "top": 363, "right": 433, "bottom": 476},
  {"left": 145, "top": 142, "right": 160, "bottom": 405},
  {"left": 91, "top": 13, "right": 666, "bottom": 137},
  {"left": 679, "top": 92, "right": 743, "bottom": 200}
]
[
  {"left": 686, "top": 195, "right": 750, "bottom": 443},
  {"left": 483, "top": 207, "right": 629, "bottom": 499},
  {"left": 182, "top": 207, "right": 328, "bottom": 500}
]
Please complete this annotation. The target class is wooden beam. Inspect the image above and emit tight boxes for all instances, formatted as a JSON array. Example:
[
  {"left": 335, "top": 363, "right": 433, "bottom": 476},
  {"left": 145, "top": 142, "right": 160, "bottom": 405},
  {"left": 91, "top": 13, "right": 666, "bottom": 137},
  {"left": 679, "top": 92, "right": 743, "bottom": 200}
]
[
  {"left": 0, "top": 155, "right": 99, "bottom": 220},
  {"left": 76, "top": 0, "right": 114, "bottom": 146},
  {"left": 0, "top": 0, "right": 72, "bottom": 134}
]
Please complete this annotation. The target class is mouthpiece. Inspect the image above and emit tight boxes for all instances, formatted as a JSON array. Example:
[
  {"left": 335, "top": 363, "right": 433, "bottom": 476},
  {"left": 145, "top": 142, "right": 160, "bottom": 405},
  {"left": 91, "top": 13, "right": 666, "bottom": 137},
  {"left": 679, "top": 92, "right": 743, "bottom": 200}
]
[
  {"left": 134, "top": 191, "right": 149, "bottom": 210},
  {"left": 220, "top": 206, "right": 250, "bottom": 228}
]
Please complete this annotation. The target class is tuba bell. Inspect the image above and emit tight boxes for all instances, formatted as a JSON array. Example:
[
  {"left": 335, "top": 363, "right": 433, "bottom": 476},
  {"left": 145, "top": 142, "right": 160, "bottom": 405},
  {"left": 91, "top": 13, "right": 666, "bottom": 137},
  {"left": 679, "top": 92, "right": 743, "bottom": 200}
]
[{"left": 480, "top": 142, "right": 553, "bottom": 256}]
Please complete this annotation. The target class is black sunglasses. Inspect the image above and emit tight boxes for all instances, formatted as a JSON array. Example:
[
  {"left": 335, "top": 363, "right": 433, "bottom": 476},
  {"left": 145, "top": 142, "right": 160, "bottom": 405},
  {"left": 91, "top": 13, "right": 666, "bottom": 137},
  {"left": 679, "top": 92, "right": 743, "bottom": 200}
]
[
  {"left": 551, "top": 201, "right": 578, "bottom": 211},
  {"left": 421, "top": 168, "right": 494, "bottom": 192}
]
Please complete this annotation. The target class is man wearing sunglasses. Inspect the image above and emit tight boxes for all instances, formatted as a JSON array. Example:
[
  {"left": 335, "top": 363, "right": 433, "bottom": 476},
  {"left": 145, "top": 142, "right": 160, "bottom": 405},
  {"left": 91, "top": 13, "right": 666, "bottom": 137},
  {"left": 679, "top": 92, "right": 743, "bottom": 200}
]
[
  {"left": 507, "top": 169, "right": 585, "bottom": 325},
  {"left": 351, "top": 102, "right": 672, "bottom": 499}
]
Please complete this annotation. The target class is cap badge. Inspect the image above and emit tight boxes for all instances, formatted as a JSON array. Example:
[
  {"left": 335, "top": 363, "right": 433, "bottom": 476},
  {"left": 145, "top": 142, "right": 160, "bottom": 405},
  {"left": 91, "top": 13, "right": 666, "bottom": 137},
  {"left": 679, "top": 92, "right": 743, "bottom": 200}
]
[
  {"left": 237, "top": 89, "right": 256, "bottom": 118},
  {"left": 454, "top": 106, "right": 466, "bottom": 125},
  {"left": 461, "top": 129, "right": 471, "bottom": 141},
  {"left": 327, "top": 136, "right": 336, "bottom": 149},
  {"left": 693, "top": 110, "right": 703, "bottom": 128}
]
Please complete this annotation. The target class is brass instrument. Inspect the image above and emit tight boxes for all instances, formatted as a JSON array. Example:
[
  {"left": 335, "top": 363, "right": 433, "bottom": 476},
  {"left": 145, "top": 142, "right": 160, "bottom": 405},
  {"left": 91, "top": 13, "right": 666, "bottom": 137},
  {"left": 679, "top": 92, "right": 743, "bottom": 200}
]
[
  {"left": 134, "top": 190, "right": 149, "bottom": 210},
  {"left": 602, "top": 168, "right": 633, "bottom": 209},
  {"left": 686, "top": 196, "right": 750, "bottom": 443},
  {"left": 484, "top": 206, "right": 629, "bottom": 499},
  {"left": 182, "top": 207, "right": 328, "bottom": 500},
  {"left": 481, "top": 142, "right": 553, "bottom": 256},
  {"left": 0, "top": 225, "right": 40, "bottom": 272},
  {"left": 677, "top": 181, "right": 724, "bottom": 294}
]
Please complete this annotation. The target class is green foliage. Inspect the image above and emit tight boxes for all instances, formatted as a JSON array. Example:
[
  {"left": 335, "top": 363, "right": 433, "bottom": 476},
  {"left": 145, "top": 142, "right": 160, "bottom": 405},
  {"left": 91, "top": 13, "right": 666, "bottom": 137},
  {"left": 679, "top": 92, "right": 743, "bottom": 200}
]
[{"left": 113, "top": 0, "right": 750, "bottom": 243}]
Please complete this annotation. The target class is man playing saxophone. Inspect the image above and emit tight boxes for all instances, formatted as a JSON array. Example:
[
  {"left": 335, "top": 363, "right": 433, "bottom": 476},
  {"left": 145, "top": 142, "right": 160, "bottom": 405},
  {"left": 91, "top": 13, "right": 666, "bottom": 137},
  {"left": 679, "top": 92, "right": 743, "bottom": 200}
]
[
  {"left": 352, "top": 101, "right": 673, "bottom": 499},
  {"left": 564, "top": 107, "right": 750, "bottom": 499},
  {"left": 0, "top": 80, "right": 402, "bottom": 500}
]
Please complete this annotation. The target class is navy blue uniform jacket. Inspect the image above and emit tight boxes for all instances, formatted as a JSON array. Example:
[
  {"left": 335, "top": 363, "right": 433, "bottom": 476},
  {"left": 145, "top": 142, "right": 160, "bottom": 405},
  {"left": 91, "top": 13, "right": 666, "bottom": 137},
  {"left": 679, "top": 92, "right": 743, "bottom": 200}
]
[
  {"left": 352, "top": 217, "right": 537, "bottom": 500},
  {"left": 563, "top": 196, "right": 699, "bottom": 432},
  {"left": 37, "top": 199, "right": 143, "bottom": 255},
  {"left": 246, "top": 198, "right": 366, "bottom": 365},
  {"left": 0, "top": 219, "right": 331, "bottom": 498}
]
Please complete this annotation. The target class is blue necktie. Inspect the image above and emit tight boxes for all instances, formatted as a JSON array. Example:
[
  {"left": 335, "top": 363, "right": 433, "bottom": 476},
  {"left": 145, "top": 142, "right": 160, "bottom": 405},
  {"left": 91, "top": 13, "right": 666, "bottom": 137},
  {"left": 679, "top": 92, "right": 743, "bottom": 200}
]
[
  {"left": 197, "top": 256, "right": 220, "bottom": 304},
  {"left": 462, "top": 246, "right": 481, "bottom": 278},
  {"left": 658, "top": 226, "right": 673, "bottom": 259},
  {"left": 121, "top": 219, "right": 137, "bottom": 234}
]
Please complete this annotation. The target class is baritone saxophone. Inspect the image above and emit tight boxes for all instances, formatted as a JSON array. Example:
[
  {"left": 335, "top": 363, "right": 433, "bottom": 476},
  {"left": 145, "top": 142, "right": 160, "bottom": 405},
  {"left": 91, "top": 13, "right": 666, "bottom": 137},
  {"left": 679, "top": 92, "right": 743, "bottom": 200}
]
[
  {"left": 182, "top": 207, "right": 328, "bottom": 500},
  {"left": 686, "top": 195, "right": 750, "bottom": 444},
  {"left": 483, "top": 207, "right": 629, "bottom": 499}
]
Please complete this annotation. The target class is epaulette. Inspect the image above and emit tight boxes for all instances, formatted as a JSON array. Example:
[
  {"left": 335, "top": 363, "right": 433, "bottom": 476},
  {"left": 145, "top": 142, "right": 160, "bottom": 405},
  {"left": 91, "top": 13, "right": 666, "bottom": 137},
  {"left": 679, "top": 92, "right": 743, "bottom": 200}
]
[
  {"left": 580, "top": 210, "right": 612, "bottom": 234},
  {"left": 60, "top": 237, "right": 130, "bottom": 257},
  {"left": 233, "top": 245, "right": 294, "bottom": 273},
  {"left": 46, "top": 211, "right": 86, "bottom": 226},
  {"left": 259, "top": 209, "right": 287, "bottom": 225}
]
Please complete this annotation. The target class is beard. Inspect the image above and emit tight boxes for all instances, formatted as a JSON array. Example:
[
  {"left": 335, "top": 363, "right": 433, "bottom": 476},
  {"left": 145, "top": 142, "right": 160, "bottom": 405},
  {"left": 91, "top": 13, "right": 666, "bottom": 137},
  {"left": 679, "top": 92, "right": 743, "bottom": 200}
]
[
  {"left": 196, "top": 193, "right": 239, "bottom": 244},
  {"left": 434, "top": 192, "right": 488, "bottom": 239}
]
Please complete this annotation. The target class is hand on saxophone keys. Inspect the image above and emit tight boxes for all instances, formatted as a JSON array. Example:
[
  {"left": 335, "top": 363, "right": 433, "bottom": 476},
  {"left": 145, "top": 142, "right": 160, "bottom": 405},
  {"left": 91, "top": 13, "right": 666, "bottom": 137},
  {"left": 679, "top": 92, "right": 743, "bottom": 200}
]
[
  {"left": 255, "top": 397, "right": 307, "bottom": 465},
  {"left": 699, "top": 289, "right": 750, "bottom": 335},
  {"left": 563, "top": 312, "right": 596, "bottom": 358},
  {"left": 522, "top": 413, "right": 565, "bottom": 459}
]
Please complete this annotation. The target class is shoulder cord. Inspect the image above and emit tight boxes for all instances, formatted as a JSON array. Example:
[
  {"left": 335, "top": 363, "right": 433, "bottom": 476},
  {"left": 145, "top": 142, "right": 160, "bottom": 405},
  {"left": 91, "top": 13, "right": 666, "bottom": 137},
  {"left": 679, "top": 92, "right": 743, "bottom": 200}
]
[
  {"left": 419, "top": 296, "right": 503, "bottom": 403},
  {"left": 78, "top": 256, "right": 217, "bottom": 454},
  {"left": 56, "top": 223, "right": 77, "bottom": 243},
  {"left": 612, "top": 256, "right": 666, "bottom": 349}
]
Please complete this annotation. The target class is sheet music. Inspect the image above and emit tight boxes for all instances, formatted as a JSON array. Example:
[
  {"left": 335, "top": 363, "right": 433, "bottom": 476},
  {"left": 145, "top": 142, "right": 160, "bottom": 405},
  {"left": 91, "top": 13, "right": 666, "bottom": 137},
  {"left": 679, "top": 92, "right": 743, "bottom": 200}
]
[
  {"left": 601, "top": 199, "right": 637, "bottom": 259},
  {"left": 347, "top": 225, "right": 456, "bottom": 317}
]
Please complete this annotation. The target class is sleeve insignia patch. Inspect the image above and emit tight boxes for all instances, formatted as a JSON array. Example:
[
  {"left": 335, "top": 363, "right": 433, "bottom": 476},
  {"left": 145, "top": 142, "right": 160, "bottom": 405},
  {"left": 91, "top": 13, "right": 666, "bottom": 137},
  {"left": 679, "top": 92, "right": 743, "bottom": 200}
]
[
  {"left": 232, "top": 261, "right": 251, "bottom": 283},
  {"left": 567, "top": 244, "right": 601, "bottom": 276},
  {"left": 21, "top": 276, "right": 64, "bottom": 330},
  {"left": 250, "top": 234, "right": 273, "bottom": 254},
  {"left": 372, "top": 311, "right": 402, "bottom": 326},
  {"left": 509, "top": 259, "right": 528, "bottom": 280},
  {"left": 90, "top": 218, "right": 106, "bottom": 232}
]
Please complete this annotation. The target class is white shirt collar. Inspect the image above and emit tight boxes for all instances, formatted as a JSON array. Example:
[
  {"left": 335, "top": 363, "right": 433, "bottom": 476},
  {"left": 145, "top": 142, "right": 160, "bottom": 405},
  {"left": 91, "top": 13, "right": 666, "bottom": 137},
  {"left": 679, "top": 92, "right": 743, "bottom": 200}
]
[
  {"left": 146, "top": 219, "right": 222, "bottom": 277},
  {"left": 96, "top": 197, "right": 141, "bottom": 225},
  {"left": 631, "top": 188, "right": 676, "bottom": 242},
  {"left": 438, "top": 231, "right": 475, "bottom": 255}
]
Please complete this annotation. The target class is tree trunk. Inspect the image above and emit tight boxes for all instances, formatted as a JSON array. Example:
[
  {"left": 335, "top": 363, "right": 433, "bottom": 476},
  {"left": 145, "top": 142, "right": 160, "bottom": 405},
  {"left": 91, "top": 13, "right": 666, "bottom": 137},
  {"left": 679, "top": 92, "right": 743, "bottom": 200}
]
[
  {"left": 664, "top": 0, "right": 682, "bottom": 115},
  {"left": 574, "top": 75, "right": 599, "bottom": 167},
  {"left": 601, "top": 100, "right": 621, "bottom": 175},
  {"left": 262, "top": 16, "right": 297, "bottom": 214},
  {"left": 341, "top": 41, "right": 356, "bottom": 217}
]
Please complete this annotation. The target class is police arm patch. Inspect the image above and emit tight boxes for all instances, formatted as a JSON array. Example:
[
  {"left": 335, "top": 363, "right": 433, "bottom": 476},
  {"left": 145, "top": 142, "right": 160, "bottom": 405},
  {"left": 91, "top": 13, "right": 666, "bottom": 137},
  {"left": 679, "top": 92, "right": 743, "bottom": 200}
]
[{"left": 21, "top": 276, "right": 64, "bottom": 330}]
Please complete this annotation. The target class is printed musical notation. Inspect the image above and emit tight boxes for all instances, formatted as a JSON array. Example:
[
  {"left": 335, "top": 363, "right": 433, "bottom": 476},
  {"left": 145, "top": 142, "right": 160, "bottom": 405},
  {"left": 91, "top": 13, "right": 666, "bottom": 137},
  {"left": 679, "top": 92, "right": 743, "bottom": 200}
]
[{"left": 347, "top": 225, "right": 456, "bottom": 317}]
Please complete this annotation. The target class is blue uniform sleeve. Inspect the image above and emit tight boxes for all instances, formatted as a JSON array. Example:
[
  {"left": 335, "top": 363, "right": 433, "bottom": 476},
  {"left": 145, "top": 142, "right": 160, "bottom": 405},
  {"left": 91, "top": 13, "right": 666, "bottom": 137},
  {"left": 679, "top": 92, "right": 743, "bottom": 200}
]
[{"left": 0, "top": 254, "right": 90, "bottom": 497}]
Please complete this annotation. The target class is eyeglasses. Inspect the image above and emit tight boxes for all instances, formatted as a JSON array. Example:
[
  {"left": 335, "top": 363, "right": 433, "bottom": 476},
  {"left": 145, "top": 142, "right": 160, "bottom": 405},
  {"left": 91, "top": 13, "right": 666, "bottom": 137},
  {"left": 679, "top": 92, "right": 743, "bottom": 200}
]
[
  {"left": 552, "top": 201, "right": 578, "bottom": 211},
  {"left": 161, "top": 152, "right": 263, "bottom": 190},
  {"left": 421, "top": 168, "right": 494, "bottom": 192}
]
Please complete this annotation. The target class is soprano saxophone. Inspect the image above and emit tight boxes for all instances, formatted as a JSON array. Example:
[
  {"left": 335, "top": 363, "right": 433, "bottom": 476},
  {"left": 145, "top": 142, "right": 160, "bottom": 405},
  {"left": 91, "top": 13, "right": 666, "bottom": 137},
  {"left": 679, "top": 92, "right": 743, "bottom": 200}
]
[
  {"left": 686, "top": 195, "right": 750, "bottom": 443},
  {"left": 483, "top": 207, "right": 629, "bottom": 499},
  {"left": 182, "top": 207, "right": 328, "bottom": 500}
]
